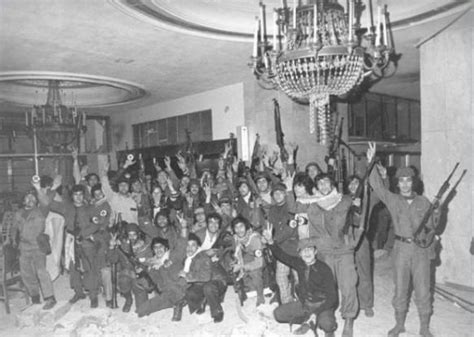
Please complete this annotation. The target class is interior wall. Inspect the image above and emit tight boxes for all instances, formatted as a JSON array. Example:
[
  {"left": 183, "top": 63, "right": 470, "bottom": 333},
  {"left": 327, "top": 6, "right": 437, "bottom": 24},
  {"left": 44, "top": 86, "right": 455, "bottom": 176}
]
[
  {"left": 109, "top": 79, "right": 345, "bottom": 172},
  {"left": 109, "top": 83, "right": 245, "bottom": 168},
  {"left": 243, "top": 80, "right": 344, "bottom": 170},
  {"left": 419, "top": 10, "right": 473, "bottom": 288}
]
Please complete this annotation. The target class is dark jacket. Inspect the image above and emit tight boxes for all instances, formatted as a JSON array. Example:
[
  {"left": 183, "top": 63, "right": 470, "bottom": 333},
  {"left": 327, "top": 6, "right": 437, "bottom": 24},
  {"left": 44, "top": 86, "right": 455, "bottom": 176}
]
[
  {"left": 269, "top": 243, "right": 338, "bottom": 314},
  {"left": 186, "top": 251, "right": 227, "bottom": 284},
  {"left": 269, "top": 201, "right": 298, "bottom": 256}
]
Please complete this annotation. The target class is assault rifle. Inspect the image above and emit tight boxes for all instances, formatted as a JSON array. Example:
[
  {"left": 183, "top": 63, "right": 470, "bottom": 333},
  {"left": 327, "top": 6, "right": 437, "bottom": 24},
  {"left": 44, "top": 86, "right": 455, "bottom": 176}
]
[
  {"left": 414, "top": 163, "right": 466, "bottom": 248},
  {"left": 118, "top": 243, "right": 161, "bottom": 294},
  {"left": 342, "top": 158, "right": 378, "bottom": 238},
  {"left": 232, "top": 269, "right": 248, "bottom": 307},
  {"left": 326, "top": 117, "right": 344, "bottom": 191},
  {"left": 232, "top": 246, "right": 248, "bottom": 306},
  {"left": 273, "top": 99, "right": 289, "bottom": 163}
]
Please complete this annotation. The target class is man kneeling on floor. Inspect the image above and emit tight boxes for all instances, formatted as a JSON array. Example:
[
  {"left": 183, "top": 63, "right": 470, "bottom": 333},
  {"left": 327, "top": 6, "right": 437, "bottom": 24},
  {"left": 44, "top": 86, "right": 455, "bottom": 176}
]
[
  {"left": 262, "top": 223, "right": 338, "bottom": 336},
  {"left": 173, "top": 233, "right": 227, "bottom": 323}
]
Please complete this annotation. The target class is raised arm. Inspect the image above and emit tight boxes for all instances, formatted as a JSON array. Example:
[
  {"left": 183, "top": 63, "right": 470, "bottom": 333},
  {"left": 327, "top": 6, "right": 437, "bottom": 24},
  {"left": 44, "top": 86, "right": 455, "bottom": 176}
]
[
  {"left": 99, "top": 160, "right": 115, "bottom": 201},
  {"left": 367, "top": 142, "right": 394, "bottom": 206},
  {"left": 72, "top": 147, "right": 82, "bottom": 185},
  {"left": 262, "top": 222, "right": 302, "bottom": 269}
]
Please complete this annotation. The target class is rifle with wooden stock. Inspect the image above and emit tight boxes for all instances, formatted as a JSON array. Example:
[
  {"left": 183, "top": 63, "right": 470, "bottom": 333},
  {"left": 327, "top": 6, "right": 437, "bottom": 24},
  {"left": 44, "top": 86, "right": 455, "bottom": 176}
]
[
  {"left": 273, "top": 99, "right": 289, "bottom": 163},
  {"left": 342, "top": 157, "right": 378, "bottom": 245},
  {"left": 117, "top": 242, "right": 162, "bottom": 294},
  {"left": 232, "top": 245, "right": 248, "bottom": 306},
  {"left": 414, "top": 163, "right": 466, "bottom": 248},
  {"left": 326, "top": 117, "right": 344, "bottom": 191}
]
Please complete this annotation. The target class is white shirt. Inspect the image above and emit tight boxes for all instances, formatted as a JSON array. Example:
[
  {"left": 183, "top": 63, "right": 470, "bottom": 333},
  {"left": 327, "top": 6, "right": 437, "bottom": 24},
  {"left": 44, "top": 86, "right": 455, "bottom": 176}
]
[{"left": 201, "top": 230, "right": 218, "bottom": 251}]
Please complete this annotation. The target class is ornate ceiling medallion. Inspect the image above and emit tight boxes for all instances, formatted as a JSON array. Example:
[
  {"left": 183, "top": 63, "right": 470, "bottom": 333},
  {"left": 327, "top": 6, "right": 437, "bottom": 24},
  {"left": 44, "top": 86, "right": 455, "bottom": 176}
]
[{"left": 0, "top": 71, "right": 147, "bottom": 108}]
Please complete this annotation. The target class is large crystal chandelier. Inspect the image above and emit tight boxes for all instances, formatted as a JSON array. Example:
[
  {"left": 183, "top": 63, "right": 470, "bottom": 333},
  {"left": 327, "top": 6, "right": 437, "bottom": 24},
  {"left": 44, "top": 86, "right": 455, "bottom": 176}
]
[
  {"left": 25, "top": 80, "right": 87, "bottom": 148},
  {"left": 250, "top": 0, "right": 395, "bottom": 145}
]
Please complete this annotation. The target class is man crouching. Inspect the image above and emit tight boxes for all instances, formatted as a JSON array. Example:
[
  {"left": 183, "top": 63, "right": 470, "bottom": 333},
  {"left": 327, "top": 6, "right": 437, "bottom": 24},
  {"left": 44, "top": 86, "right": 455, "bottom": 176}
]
[
  {"left": 262, "top": 223, "right": 338, "bottom": 336},
  {"left": 175, "top": 233, "right": 227, "bottom": 323}
]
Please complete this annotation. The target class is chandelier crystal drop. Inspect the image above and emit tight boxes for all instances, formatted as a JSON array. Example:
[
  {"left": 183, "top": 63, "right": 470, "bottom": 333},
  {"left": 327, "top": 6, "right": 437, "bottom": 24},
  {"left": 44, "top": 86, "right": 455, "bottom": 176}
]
[
  {"left": 250, "top": 0, "right": 395, "bottom": 145},
  {"left": 25, "top": 80, "right": 87, "bottom": 148}
]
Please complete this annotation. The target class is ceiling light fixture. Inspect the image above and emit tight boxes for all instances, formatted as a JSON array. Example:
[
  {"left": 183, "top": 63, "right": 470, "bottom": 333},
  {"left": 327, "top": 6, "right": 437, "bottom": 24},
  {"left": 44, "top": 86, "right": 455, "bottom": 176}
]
[
  {"left": 25, "top": 80, "right": 87, "bottom": 148},
  {"left": 250, "top": 0, "right": 396, "bottom": 145}
]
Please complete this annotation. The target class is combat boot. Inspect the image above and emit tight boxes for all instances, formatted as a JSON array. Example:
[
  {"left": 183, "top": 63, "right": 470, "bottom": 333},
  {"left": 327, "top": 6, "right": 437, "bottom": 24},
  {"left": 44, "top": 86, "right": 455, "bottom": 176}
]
[
  {"left": 42, "top": 296, "right": 56, "bottom": 310},
  {"left": 171, "top": 299, "right": 186, "bottom": 321},
  {"left": 342, "top": 318, "right": 354, "bottom": 337},
  {"left": 419, "top": 314, "right": 434, "bottom": 337},
  {"left": 122, "top": 292, "right": 133, "bottom": 312},
  {"left": 387, "top": 311, "right": 407, "bottom": 337},
  {"left": 31, "top": 295, "right": 41, "bottom": 304}
]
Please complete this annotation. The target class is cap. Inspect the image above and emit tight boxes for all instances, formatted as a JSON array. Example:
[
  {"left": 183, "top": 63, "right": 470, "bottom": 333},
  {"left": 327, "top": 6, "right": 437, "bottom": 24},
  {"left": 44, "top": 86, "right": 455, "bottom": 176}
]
[
  {"left": 218, "top": 196, "right": 232, "bottom": 205},
  {"left": 255, "top": 171, "right": 270, "bottom": 182},
  {"left": 116, "top": 176, "right": 130, "bottom": 185},
  {"left": 271, "top": 182, "right": 287, "bottom": 194},
  {"left": 395, "top": 167, "right": 415, "bottom": 178},
  {"left": 297, "top": 237, "right": 317, "bottom": 251},
  {"left": 170, "top": 190, "right": 181, "bottom": 199},
  {"left": 237, "top": 178, "right": 249, "bottom": 188},
  {"left": 305, "top": 162, "right": 321, "bottom": 172},
  {"left": 125, "top": 223, "right": 139, "bottom": 233},
  {"left": 151, "top": 237, "right": 170, "bottom": 250},
  {"left": 189, "top": 179, "right": 200, "bottom": 188}
]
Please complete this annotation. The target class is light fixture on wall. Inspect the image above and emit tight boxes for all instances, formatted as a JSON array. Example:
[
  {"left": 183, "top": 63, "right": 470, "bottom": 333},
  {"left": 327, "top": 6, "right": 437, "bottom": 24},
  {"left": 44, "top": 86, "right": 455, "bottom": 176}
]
[
  {"left": 25, "top": 80, "right": 87, "bottom": 148},
  {"left": 250, "top": 0, "right": 396, "bottom": 145}
]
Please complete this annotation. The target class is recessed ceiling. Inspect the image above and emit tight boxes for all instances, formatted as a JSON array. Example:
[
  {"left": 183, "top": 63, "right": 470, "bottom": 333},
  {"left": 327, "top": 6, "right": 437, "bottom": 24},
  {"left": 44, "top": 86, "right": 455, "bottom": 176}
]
[
  {"left": 0, "top": 71, "right": 147, "bottom": 107},
  {"left": 110, "top": 0, "right": 470, "bottom": 39},
  {"left": 0, "top": 0, "right": 470, "bottom": 116}
]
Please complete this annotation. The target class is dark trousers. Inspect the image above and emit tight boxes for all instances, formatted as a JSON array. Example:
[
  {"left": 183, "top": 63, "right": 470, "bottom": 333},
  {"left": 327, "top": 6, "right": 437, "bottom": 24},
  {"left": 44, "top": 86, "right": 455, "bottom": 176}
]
[
  {"left": 118, "top": 271, "right": 149, "bottom": 310},
  {"left": 70, "top": 245, "right": 100, "bottom": 298},
  {"left": 274, "top": 301, "right": 337, "bottom": 333},
  {"left": 355, "top": 235, "right": 374, "bottom": 310},
  {"left": 185, "top": 280, "right": 227, "bottom": 318},
  {"left": 136, "top": 284, "right": 185, "bottom": 317}
]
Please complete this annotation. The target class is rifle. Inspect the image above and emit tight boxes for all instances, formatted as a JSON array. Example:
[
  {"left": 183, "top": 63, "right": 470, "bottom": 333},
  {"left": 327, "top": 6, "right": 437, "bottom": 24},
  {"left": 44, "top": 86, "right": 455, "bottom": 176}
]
[
  {"left": 273, "top": 99, "right": 289, "bottom": 163},
  {"left": 117, "top": 243, "right": 161, "bottom": 294},
  {"left": 326, "top": 117, "right": 344, "bottom": 190},
  {"left": 414, "top": 163, "right": 465, "bottom": 248},
  {"left": 109, "top": 212, "right": 121, "bottom": 309},
  {"left": 250, "top": 133, "right": 261, "bottom": 172},
  {"left": 232, "top": 245, "right": 248, "bottom": 306},
  {"left": 342, "top": 158, "right": 378, "bottom": 246},
  {"left": 110, "top": 260, "right": 118, "bottom": 309}
]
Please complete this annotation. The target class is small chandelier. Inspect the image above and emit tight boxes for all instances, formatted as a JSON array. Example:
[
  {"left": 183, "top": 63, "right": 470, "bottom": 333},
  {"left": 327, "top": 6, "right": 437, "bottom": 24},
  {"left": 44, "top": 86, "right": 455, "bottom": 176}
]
[
  {"left": 25, "top": 80, "right": 87, "bottom": 148},
  {"left": 250, "top": 0, "right": 396, "bottom": 145}
]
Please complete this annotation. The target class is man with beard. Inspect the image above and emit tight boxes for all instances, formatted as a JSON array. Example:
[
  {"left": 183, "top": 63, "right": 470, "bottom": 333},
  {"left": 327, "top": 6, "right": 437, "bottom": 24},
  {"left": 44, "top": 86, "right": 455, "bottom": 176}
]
[
  {"left": 110, "top": 223, "right": 153, "bottom": 312},
  {"left": 100, "top": 159, "right": 138, "bottom": 225},
  {"left": 11, "top": 183, "right": 56, "bottom": 310},
  {"left": 46, "top": 184, "right": 102, "bottom": 308},
  {"left": 89, "top": 184, "right": 113, "bottom": 307},
  {"left": 235, "top": 178, "right": 264, "bottom": 229}
]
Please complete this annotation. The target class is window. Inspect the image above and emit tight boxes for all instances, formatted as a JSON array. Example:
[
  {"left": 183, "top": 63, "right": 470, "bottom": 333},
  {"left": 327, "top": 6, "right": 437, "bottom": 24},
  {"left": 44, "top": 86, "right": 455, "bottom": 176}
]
[
  {"left": 133, "top": 109, "right": 212, "bottom": 148},
  {"left": 348, "top": 93, "right": 420, "bottom": 142}
]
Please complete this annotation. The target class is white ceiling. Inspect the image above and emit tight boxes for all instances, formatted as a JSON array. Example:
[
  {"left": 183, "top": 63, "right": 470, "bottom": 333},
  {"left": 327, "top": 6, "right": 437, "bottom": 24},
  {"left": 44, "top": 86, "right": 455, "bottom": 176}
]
[{"left": 0, "top": 0, "right": 470, "bottom": 116}]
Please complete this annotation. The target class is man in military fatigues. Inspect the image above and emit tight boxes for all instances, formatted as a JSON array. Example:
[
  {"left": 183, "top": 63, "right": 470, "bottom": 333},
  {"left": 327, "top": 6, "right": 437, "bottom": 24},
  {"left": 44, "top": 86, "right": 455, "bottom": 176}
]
[{"left": 368, "top": 143, "right": 438, "bottom": 337}]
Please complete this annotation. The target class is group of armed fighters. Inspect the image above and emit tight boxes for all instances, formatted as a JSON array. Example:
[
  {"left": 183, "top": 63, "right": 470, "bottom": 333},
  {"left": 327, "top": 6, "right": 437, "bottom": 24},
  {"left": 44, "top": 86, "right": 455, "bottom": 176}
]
[{"left": 8, "top": 139, "right": 457, "bottom": 337}]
